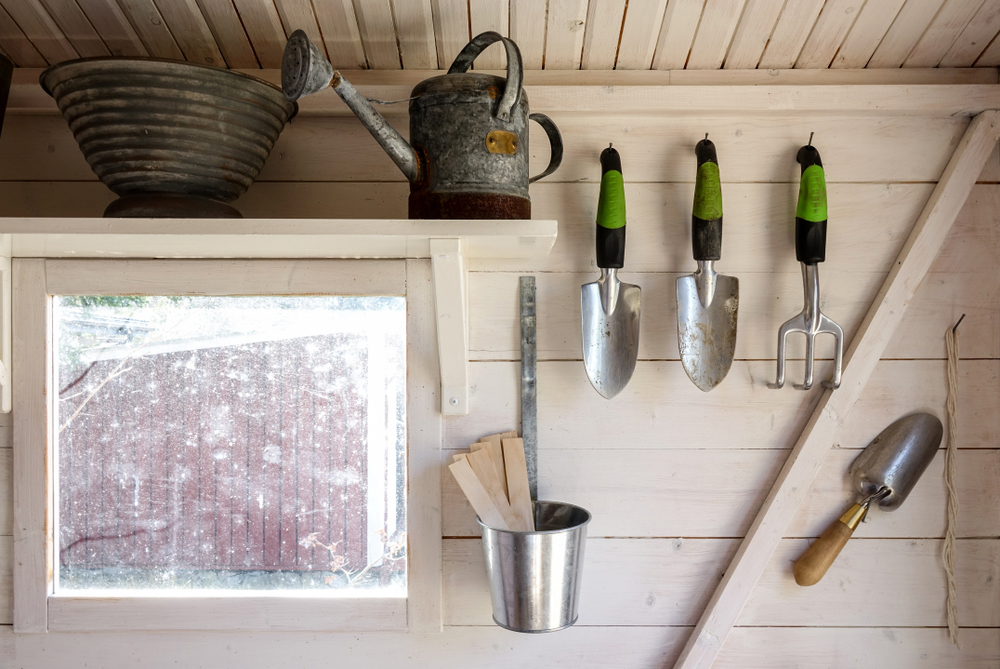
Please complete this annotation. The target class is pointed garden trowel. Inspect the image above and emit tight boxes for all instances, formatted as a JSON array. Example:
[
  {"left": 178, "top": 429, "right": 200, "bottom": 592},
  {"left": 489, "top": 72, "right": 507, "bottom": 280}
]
[
  {"left": 581, "top": 145, "right": 640, "bottom": 399},
  {"left": 676, "top": 137, "right": 739, "bottom": 392}
]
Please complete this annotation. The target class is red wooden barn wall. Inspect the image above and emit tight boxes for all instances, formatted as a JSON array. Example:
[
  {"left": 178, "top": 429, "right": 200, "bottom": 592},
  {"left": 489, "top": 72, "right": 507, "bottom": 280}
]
[{"left": 56, "top": 334, "right": 374, "bottom": 577}]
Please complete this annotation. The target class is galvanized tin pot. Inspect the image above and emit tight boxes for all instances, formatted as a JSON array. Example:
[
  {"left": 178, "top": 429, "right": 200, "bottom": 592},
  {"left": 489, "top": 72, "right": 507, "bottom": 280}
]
[
  {"left": 282, "top": 30, "right": 563, "bottom": 219},
  {"left": 41, "top": 59, "right": 297, "bottom": 218},
  {"left": 478, "top": 500, "right": 590, "bottom": 633}
]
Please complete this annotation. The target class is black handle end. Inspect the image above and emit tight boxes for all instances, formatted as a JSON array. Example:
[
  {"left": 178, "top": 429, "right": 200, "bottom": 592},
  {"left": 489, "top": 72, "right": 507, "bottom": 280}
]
[
  {"left": 600, "top": 145, "right": 622, "bottom": 174},
  {"left": 695, "top": 138, "right": 718, "bottom": 166},
  {"left": 796, "top": 144, "right": 823, "bottom": 172}
]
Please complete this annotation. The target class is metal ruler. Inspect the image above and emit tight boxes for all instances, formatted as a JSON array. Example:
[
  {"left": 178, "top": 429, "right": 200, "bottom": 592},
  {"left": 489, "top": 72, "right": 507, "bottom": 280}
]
[{"left": 519, "top": 276, "right": 537, "bottom": 501}]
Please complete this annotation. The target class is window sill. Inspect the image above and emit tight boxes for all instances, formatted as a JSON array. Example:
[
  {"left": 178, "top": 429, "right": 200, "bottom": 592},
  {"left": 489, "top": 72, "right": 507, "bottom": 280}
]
[{"left": 46, "top": 594, "right": 406, "bottom": 631}]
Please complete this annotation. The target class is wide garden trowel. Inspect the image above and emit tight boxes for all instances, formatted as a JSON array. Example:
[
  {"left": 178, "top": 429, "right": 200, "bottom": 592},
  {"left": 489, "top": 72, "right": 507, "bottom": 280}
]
[
  {"left": 581, "top": 145, "right": 640, "bottom": 399},
  {"left": 793, "top": 413, "right": 943, "bottom": 586},
  {"left": 676, "top": 137, "right": 739, "bottom": 392}
]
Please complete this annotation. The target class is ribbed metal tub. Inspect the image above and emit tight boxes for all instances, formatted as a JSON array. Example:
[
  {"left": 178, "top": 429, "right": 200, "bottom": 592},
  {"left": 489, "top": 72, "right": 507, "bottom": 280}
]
[{"left": 41, "top": 59, "right": 297, "bottom": 218}]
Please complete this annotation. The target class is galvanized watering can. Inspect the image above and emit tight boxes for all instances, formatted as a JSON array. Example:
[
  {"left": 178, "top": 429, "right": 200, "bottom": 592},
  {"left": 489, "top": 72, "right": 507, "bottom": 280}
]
[{"left": 281, "top": 30, "right": 563, "bottom": 219}]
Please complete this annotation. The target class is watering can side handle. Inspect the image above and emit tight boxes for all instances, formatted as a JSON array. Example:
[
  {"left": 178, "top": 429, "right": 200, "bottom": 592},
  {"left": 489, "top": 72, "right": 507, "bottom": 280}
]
[
  {"left": 447, "top": 31, "right": 523, "bottom": 122},
  {"left": 528, "top": 113, "right": 563, "bottom": 184}
]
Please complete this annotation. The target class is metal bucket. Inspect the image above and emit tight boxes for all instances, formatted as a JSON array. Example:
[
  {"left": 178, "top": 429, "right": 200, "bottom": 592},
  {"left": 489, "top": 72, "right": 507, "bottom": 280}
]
[{"left": 477, "top": 500, "right": 590, "bottom": 633}]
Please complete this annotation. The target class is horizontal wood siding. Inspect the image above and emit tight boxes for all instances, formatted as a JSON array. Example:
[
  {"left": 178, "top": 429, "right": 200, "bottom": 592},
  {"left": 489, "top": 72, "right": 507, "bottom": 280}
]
[{"left": 0, "top": 82, "right": 996, "bottom": 665}]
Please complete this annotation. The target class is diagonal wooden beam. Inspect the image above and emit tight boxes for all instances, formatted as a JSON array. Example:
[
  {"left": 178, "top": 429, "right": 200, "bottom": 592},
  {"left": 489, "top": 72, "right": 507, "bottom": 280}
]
[{"left": 673, "top": 109, "right": 1000, "bottom": 669}]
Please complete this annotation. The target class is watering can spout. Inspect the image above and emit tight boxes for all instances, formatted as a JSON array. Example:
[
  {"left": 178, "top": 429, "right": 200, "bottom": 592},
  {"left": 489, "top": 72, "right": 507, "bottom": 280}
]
[{"left": 281, "top": 30, "right": 420, "bottom": 183}]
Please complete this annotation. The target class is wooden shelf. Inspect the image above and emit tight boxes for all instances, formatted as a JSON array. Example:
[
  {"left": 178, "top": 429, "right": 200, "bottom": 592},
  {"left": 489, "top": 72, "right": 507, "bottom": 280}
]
[
  {"left": 0, "top": 217, "right": 557, "bottom": 260},
  {"left": 0, "top": 217, "right": 559, "bottom": 416}
]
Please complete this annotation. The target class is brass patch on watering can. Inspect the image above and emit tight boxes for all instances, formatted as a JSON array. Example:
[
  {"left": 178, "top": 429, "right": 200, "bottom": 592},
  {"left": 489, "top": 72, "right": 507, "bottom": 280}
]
[{"left": 486, "top": 130, "right": 518, "bottom": 155}]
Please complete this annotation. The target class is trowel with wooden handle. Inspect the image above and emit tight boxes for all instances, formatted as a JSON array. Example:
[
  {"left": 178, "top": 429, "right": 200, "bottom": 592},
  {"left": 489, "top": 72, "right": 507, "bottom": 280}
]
[
  {"left": 793, "top": 413, "right": 944, "bottom": 586},
  {"left": 676, "top": 136, "right": 739, "bottom": 391},
  {"left": 581, "top": 145, "right": 640, "bottom": 399}
]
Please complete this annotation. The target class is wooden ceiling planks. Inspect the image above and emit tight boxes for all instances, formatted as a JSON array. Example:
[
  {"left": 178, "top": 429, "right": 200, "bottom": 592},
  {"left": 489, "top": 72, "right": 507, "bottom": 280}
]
[
  {"left": 581, "top": 0, "right": 625, "bottom": 69},
  {"left": 940, "top": 0, "right": 1000, "bottom": 67},
  {"left": 313, "top": 0, "right": 366, "bottom": 70},
  {"left": 509, "top": 0, "right": 546, "bottom": 68},
  {"left": 431, "top": 0, "right": 468, "bottom": 70},
  {"left": 115, "top": 0, "right": 183, "bottom": 60},
  {"left": 150, "top": 0, "right": 224, "bottom": 65},
  {"left": 73, "top": 0, "right": 148, "bottom": 57},
  {"left": 829, "top": 0, "right": 906, "bottom": 69},
  {"left": 795, "top": 0, "right": 864, "bottom": 69},
  {"left": 0, "top": 0, "right": 996, "bottom": 73},
  {"left": 0, "top": 0, "right": 77, "bottom": 63},
  {"left": 36, "top": 0, "right": 109, "bottom": 57},
  {"left": 229, "top": 0, "right": 286, "bottom": 68},
  {"left": 392, "top": 0, "right": 437, "bottom": 69},
  {"left": 194, "top": 0, "right": 256, "bottom": 68},
  {"left": 0, "top": 2, "right": 45, "bottom": 65},
  {"left": 651, "top": 0, "right": 706, "bottom": 70},
  {"left": 757, "top": 0, "right": 824, "bottom": 69},
  {"left": 615, "top": 0, "right": 669, "bottom": 69},
  {"left": 975, "top": 28, "right": 1000, "bottom": 66},
  {"left": 722, "top": 0, "right": 784, "bottom": 69},
  {"left": 905, "top": 0, "right": 988, "bottom": 67},
  {"left": 354, "top": 0, "right": 400, "bottom": 69},
  {"left": 118, "top": 0, "right": 184, "bottom": 60},
  {"left": 544, "top": 0, "right": 588, "bottom": 68},
  {"left": 868, "top": 0, "right": 946, "bottom": 67},
  {"left": 687, "top": 0, "right": 747, "bottom": 70},
  {"left": 469, "top": 0, "right": 509, "bottom": 69},
  {"left": 272, "top": 0, "right": 324, "bottom": 66}
]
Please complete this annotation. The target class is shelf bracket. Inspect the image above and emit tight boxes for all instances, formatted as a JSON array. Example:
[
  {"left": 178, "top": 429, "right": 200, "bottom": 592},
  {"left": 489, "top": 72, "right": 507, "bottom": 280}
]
[
  {"left": 0, "top": 234, "right": 9, "bottom": 413},
  {"left": 429, "top": 238, "right": 468, "bottom": 416}
]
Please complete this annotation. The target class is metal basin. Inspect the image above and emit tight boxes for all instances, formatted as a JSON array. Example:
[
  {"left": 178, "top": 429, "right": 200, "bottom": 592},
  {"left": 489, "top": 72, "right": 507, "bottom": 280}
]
[{"left": 41, "top": 59, "right": 297, "bottom": 218}]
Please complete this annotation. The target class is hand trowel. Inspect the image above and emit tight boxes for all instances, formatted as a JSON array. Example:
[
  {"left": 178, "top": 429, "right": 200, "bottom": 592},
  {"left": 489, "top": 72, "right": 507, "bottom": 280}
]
[
  {"left": 581, "top": 145, "right": 640, "bottom": 399},
  {"left": 794, "top": 413, "right": 944, "bottom": 586},
  {"left": 676, "top": 136, "right": 739, "bottom": 391}
]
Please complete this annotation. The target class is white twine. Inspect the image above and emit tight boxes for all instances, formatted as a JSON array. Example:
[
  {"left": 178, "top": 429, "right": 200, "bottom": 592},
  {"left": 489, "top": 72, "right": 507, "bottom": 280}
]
[{"left": 944, "top": 316, "right": 963, "bottom": 647}]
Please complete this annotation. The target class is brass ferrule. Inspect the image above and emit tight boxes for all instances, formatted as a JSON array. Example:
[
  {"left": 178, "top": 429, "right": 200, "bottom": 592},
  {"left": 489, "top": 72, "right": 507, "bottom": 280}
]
[{"left": 838, "top": 502, "right": 868, "bottom": 531}]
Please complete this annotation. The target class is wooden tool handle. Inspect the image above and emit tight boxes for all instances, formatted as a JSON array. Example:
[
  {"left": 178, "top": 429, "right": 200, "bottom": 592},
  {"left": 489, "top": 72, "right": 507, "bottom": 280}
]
[{"left": 793, "top": 503, "right": 865, "bottom": 586}]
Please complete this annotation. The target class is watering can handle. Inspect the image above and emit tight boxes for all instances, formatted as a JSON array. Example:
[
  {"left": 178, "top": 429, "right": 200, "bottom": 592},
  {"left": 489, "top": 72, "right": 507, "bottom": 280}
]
[
  {"left": 448, "top": 31, "right": 523, "bottom": 122},
  {"left": 528, "top": 113, "right": 563, "bottom": 183}
]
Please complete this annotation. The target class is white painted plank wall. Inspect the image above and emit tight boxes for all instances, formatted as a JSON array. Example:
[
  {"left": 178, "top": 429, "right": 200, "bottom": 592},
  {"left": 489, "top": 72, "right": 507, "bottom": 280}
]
[{"left": 0, "top": 82, "right": 996, "bottom": 665}]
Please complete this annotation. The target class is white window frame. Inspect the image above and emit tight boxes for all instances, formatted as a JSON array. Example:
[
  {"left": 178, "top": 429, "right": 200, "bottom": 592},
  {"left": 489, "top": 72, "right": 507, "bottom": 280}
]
[{"left": 12, "top": 258, "right": 443, "bottom": 633}]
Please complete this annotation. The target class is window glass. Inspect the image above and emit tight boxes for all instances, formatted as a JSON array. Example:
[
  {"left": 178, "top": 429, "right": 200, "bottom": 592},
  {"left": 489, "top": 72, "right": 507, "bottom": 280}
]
[{"left": 53, "top": 295, "right": 406, "bottom": 594}]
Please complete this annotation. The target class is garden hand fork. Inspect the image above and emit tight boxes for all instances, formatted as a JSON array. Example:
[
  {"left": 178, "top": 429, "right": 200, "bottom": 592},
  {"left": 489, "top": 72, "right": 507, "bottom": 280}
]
[{"left": 770, "top": 138, "right": 843, "bottom": 391}]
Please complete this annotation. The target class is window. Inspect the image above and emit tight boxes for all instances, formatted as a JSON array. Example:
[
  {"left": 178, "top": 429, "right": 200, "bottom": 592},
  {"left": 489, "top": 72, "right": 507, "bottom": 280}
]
[
  {"left": 14, "top": 259, "right": 442, "bottom": 632},
  {"left": 55, "top": 294, "right": 407, "bottom": 594}
]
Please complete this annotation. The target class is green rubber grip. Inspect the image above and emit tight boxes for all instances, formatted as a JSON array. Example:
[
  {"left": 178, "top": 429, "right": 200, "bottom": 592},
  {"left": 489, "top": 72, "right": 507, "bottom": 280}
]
[
  {"left": 597, "top": 170, "right": 626, "bottom": 230},
  {"left": 693, "top": 161, "right": 722, "bottom": 221},
  {"left": 796, "top": 164, "right": 827, "bottom": 223},
  {"left": 796, "top": 144, "right": 828, "bottom": 264}
]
